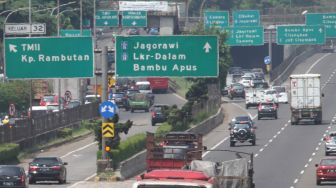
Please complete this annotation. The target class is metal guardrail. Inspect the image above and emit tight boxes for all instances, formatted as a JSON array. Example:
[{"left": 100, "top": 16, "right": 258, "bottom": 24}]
[{"left": 0, "top": 102, "right": 99, "bottom": 144}]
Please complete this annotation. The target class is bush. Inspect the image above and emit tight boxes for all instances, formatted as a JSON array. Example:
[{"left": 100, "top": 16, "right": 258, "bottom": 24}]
[
  {"left": 57, "top": 128, "right": 73, "bottom": 138},
  {"left": 155, "top": 123, "right": 172, "bottom": 136},
  {"left": 110, "top": 133, "right": 146, "bottom": 167},
  {"left": 0, "top": 143, "right": 20, "bottom": 164}
]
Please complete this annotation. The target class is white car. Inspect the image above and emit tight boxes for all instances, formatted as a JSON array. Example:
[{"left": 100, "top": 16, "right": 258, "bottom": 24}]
[
  {"left": 272, "top": 86, "right": 288, "bottom": 103},
  {"left": 261, "top": 89, "right": 279, "bottom": 104}
]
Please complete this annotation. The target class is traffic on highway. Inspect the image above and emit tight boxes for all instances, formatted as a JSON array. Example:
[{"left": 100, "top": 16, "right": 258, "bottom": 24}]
[{"left": 2, "top": 1, "right": 336, "bottom": 188}]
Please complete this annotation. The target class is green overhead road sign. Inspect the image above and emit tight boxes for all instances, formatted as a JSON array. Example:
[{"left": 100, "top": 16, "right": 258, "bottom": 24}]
[
  {"left": 96, "top": 10, "right": 119, "bottom": 27},
  {"left": 277, "top": 25, "right": 325, "bottom": 45},
  {"left": 224, "top": 26, "right": 264, "bottom": 46},
  {"left": 122, "top": 11, "right": 147, "bottom": 27},
  {"left": 204, "top": 11, "right": 229, "bottom": 30},
  {"left": 60, "top": 29, "right": 92, "bottom": 37},
  {"left": 5, "top": 37, "right": 94, "bottom": 79},
  {"left": 233, "top": 10, "right": 260, "bottom": 26},
  {"left": 115, "top": 35, "right": 218, "bottom": 77},
  {"left": 306, "top": 13, "right": 336, "bottom": 38}
]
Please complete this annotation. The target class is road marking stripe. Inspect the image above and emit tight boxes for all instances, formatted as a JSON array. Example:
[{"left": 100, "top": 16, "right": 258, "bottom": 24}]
[
  {"left": 61, "top": 141, "right": 98, "bottom": 158},
  {"left": 305, "top": 53, "right": 330, "bottom": 74},
  {"left": 67, "top": 173, "right": 97, "bottom": 188}
]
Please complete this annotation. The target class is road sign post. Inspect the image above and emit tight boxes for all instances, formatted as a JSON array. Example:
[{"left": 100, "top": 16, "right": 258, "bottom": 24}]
[
  {"left": 224, "top": 26, "right": 264, "bottom": 46},
  {"left": 122, "top": 11, "right": 147, "bottom": 27},
  {"left": 115, "top": 35, "right": 218, "bottom": 77},
  {"left": 276, "top": 25, "right": 326, "bottom": 45},
  {"left": 204, "top": 11, "right": 229, "bottom": 30},
  {"left": 233, "top": 10, "right": 260, "bottom": 26},
  {"left": 95, "top": 10, "right": 119, "bottom": 27},
  {"left": 5, "top": 37, "right": 94, "bottom": 79},
  {"left": 306, "top": 13, "right": 336, "bottom": 38}
]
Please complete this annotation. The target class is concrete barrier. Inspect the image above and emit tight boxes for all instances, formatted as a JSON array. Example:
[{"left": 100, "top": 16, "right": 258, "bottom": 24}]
[{"left": 119, "top": 106, "right": 224, "bottom": 180}]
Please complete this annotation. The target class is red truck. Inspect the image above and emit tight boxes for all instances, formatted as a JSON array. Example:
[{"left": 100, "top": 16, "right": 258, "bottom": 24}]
[
  {"left": 146, "top": 77, "right": 169, "bottom": 93},
  {"left": 146, "top": 132, "right": 203, "bottom": 171}
]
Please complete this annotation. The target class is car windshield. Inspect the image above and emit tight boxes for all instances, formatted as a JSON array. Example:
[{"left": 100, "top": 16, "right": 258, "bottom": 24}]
[
  {"left": 266, "top": 90, "right": 276, "bottom": 95},
  {"left": 32, "top": 157, "right": 59, "bottom": 165},
  {"left": 321, "top": 159, "right": 336, "bottom": 166},
  {"left": 233, "top": 123, "right": 251, "bottom": 129},
  {"left": 43, "top": 96, "right": 55, "bottom": 102},
  {"left": 273, "top": 87, "right": 286, "bottom": 93},
  {"left": 138, "top": 85, "right": 150, "bottom": 90},
  {"left": 0, "top": 166, "right": 21, "bottom": 176},
  {"left": 113, "top": 93, "right": 124, "bottom": 98}
]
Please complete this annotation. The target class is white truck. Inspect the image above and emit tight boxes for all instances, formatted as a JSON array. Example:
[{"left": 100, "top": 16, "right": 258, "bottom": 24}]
[{"left": 290, "top": 74, "right": 322, "bottom": 125}]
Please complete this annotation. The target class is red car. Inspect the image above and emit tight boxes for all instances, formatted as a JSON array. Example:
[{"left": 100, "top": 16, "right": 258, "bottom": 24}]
[{"left": 316, "top": 158, "right": 336, "bottom": 185}]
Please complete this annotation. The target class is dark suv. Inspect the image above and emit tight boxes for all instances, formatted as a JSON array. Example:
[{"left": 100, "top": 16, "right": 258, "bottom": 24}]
[
  {"left": 229, "top": 121, "right": 256, "bottom": 147},
  {"left": 228, "top": 83, "right": 245, "bottom": 99},
  {"left": 28, "top": 157, "right": 67, "bottom": 184},
  {"left": 112, "top": 92, "right": 127, "bottom": 109},
  {"left": 0, "top": 165, "right": 28, "bottom": 188},
  {"left": 258, "top": 102, "right": 278, "bottom": 120},
  {"left": 151, "top": 104, "right": 169, "bottom": 126}
]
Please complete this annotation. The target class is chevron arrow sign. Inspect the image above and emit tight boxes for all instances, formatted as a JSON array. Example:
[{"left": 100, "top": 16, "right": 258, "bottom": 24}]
[{"left": 102, "top": 122, "right": 115, "bottom": 138}]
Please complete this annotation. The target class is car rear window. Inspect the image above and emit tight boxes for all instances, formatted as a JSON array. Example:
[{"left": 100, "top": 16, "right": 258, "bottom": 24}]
[
  {"left": 321, "top": 159, "right": 336, "bottom": 166},
  {"left": 43, "top": 96, "right": 55, "bottom": 102},
  {"left": 261, "top": 103, "right": 274, "bottom": 108},
  {"left": 32, "top": 157, "right": 59, "bottom": 165},
  {"left": 233, "top": 123, "right": 251, "bottom": 129},
  {"left": 266, "top": 90, "right": 276, "bottom": 95},
  {"left": 113, "top": 93, "right": 124, "bottom": 98},
  {"left": 273, "top": 87, "right": 286, "bottom": 93},
  {"left": 235, "top": 116, "right": 250, "bottom": 122},
  {"left": 0, "top": 166, "right": 22, "bottom": 176}
]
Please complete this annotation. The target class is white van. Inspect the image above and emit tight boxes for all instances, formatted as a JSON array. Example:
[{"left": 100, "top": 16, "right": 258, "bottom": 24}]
[{"left": 135, "top": 81, "right": 152, "bottom": 94}]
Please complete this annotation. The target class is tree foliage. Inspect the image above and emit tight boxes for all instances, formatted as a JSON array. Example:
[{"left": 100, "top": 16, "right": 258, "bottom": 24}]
[{"left": 0, "top": 81, "right": 30, "bottom": 114}]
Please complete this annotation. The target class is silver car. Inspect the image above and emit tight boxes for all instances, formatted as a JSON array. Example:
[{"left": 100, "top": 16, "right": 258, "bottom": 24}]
[{"left": 324, "top": 132, "right": 336, "bottom": 156}]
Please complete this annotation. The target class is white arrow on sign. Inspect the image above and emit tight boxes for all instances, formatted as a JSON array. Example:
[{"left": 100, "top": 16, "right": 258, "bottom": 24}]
[
  {"left": 203, "top": 42, "right": 211, "bottom": 53},
  {"left": 104, "top": 21, "right": 108, "bottom": 25},
  {"left": 319, "top": 28, "right": 323, "bottom": 33},
  {"left": 9, "top": 44, "right": 17, "bottom": 53},
  {"left": 132, "top": 21, "right": 137, "bottom": 26},
  {"left": 108, "top": 106, "right": 115, "bottom": 113},
  {"left": 101, "top": 105, "right": 107, "bottom": 112}
]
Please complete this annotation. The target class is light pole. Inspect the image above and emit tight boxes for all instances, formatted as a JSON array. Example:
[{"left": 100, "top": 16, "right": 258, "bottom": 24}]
[{"left": 50, "top": 1, "right": 76, "bottom": 16}]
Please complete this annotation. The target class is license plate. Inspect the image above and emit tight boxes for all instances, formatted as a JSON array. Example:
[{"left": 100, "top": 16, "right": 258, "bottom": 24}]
[
  {"left": 3, "top": 182, "right": 14, "bottom": 186},
  {"left": 41, "top": 168, "right": 49, "bottom": 171},
  {"left": 328, "top": 169, "right": 336, "bottom": 173}
]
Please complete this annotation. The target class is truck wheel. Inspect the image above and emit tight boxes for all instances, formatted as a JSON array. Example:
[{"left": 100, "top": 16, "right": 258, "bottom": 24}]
[
  {"left": 258, "top": 116, "right": 261, "bottom": 120},
  {"left": 326, "top": 151, "right": 329, "bottom": 156},
  {"left": 230, "top": 141, "right": 235, "bottom": 147},
  {"left": 252, "top": 140, "right": 256, "bottom": 146},
  {"left": 246, "top": 104, "right": 249, "bottom": 109},
  {"left": 145, "top": 108, "right": 149, "bottom": 112},
  {"left": 131, "top": 108, "right": 134, "bottom": 113},
  {"left": 316, "top": 180, "right": 321, "bottom": 185},
  {"left": 275, "top": 114, "right": 278, "bottom": 119},
  {"left": 151, "top": 121, "right": 155, "bottom": 126}
]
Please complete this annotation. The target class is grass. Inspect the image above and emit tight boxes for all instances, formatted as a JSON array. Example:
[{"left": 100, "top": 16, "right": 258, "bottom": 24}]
[{"left": 170, "top": 78, "right": 193, "bottom": 98}]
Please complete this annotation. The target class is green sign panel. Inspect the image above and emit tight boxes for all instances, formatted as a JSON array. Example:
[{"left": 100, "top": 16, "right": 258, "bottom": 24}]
[
  {"left": 96, "top": 10, "right": 119, "bottom": 27},
  {"left": 115, "top": 36, "right": 218, "bottom": 77},
  {"left": 60, "top": 29, "right": 92, "bottom": 37},
  {"left": 233, "top": 10, "right": 260, "bottom": 26},
  {"left": 122, "top": 11, "right": 147, "bottom": 27},
  {"left": 5, "top": 37, "right": 94, "bottom": 79},
  {"left": 224, "top": 26, "right": 264, "bottom": 46},
  {"left": 306, "top": 13, "right": 336, "bottom": 38},
  {"left": 204, "top": 11, "right": 229, "bottom": 30},
  {"left": 277, "top": 25, "right": 325, "bottom": 45}
]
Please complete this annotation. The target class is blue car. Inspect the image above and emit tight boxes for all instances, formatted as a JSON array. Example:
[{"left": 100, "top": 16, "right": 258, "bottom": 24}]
[{"left": 149, "top": 27, "right": 159, "bottom": 35}]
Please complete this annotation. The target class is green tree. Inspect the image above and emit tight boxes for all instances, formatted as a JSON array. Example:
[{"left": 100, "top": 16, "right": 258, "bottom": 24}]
[{"left": 0, "top": 81, "right": 30, "bottom": 114}]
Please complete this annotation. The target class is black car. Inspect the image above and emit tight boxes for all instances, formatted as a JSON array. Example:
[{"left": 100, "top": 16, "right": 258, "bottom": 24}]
[
  {"left": 229, "top": 122, "right": 256, "bottom": 147},
  {"left": 28, "top": 157, "right": 67, "bottom": 184},
  {"left": 257, "top": 102, "right": 278, "bottom": 120},
  {"left": 151, "top": 104, "right": 169, "bottom": 126},
  {"left": 112, "top": 92, "right": 127, "bottom": 109},
  {"left": 228, "top": 83, "right": 245, "bottom": 99},
  {"left": 0, "top": 165, "right": 28, "bottom": 188}
]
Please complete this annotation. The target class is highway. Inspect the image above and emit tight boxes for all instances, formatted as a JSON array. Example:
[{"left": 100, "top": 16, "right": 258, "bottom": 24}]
[
  {"left": 20, "top": 91, "right": 187, "bottom": 188},
  {"left": 202, "top": 52, "right": 336, "bottom": 188}
]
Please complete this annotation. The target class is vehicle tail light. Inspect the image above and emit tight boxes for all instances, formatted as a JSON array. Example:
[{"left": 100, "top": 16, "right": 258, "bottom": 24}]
[
  {"left": 325, "top": 136, "right": 331, "bottom": 142},
  {"left": 273, "top": 104, "right": 277, "bottom": 109},
  {"left": 258, "top": 105, "right": 262, "bottom": 111},
  {"left": 52, "top": 166, "right": 61, "bottom": 170},
  {"left": 29, "top": 166, "right": 39, "bottom": 171},
  {"left": 151, "top": 112, "right": 156, "bottom": 118},
  {"left": 20, "top": 175, "right": 25, "bottom": 183}
]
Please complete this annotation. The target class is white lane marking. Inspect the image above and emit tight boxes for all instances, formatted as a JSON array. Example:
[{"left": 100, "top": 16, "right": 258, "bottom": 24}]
[
  {"left": 202, "top": 137, "right": 228, "bottom": 157},
  {"left": 305, "top": 53, "right": 330, "bottom": 74},
  {"left": 259, "top": 148, "right": 264, "bottom": 152},
  {"left": 172, "top": 93, "right": 188, "bottom": 102},
  {"left": 309, "top": 158, "right": 312, "bottom": 162},
  {"left": 305, "top": 164, "right": 308, "bottom": 168},
  {"left": 61, "top": 141, "right": 98, "bottom": 158},
  {"left": 300, "top": 170, "right": 304, "bottom": 175},
  {"left": 269, "top": 139, "right": 273, "bottom": 143},
  {"left": 294, "top": 179, "right": 298, "bottom": 184},
  {"left": 67, "top": 173, "right": 97, "bottom": 188}
]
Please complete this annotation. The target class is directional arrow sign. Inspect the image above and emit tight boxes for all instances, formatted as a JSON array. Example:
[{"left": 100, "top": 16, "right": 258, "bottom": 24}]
[
  {"left": 276, "top": 25, "right": 326, "bottom": 45},
  {"left": 115, "top": 35, "right": 218, "bottom": 77},
  {"left": 99, "top": 101, "right": 117, "bottom": 118},
  {"left": 223, "top": 26, "right": 264, "bottom": 46},
  {"left": 102, "top": 122, "right": 114, "bottom": 138},
  {"left": 122, "top": 11, "right": 147, "bottom": 27},
  {"left": 5, "top": 37, "right": 94, "bottom": 79},
  {"left": 204, "top": 11, "right": 229, "bottom": 30},
  {"left": 306, "top": 13, "right": 336, "bottom": 38},
  {"left": 95, "top": 10, "right": 119, "bottom": 27}
]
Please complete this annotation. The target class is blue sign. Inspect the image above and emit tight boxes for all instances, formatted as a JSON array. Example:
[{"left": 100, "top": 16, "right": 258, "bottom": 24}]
[
  {"left": 99, "top": 101, "right": 117, "bottom": 118},
  {"left": 264, "top": 56, "right": 271, "bottom": 65}
]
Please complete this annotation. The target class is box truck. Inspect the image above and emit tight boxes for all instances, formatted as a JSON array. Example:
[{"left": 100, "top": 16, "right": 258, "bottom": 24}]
[{"left": 290, "top": 74, "right": 322, "bottom": 125}]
